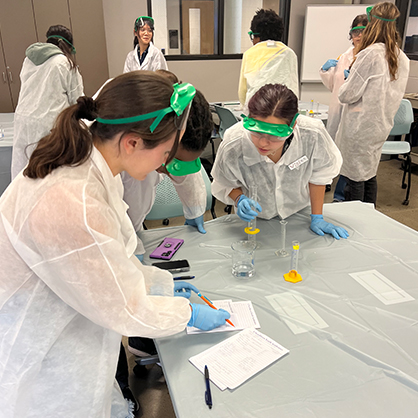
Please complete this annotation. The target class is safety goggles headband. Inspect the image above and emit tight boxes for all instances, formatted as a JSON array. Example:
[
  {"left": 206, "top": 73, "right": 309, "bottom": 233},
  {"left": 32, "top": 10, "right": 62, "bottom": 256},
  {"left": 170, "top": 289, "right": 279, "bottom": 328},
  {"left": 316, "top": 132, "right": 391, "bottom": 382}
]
[
  {"left": 366, "top": 6, "right": 396, "bottom": 22},
  {"left": 350, "top": 26, "right": 366, "bottom": 32},
  {"left": 243, "top": 113, "right": 299, "bottom": 137},
  {"left": 165, "top": 157, "right": 202, "bottom": 176},
  {"left": 47, "top": 35, "right": 76, "bottom": 53},
  {"left": 96, "top": 83, "right": 196, "bottom": 133},
  {"left": 135, "top": 16, "right": 155, "bottom": 30}
]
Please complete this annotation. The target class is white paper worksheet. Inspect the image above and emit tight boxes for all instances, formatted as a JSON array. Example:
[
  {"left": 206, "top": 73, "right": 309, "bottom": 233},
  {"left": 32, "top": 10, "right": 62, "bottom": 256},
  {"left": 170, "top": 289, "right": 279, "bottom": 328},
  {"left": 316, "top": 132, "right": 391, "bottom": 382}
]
[
  {"left": 349, "top": 270, "right": 414, "bottom": 305},
  {"left": 189, "top": 328, "right": 289, "bottom": 390},
  {"left": 186, "top": 299, "right": 260, "bottom": 334}
]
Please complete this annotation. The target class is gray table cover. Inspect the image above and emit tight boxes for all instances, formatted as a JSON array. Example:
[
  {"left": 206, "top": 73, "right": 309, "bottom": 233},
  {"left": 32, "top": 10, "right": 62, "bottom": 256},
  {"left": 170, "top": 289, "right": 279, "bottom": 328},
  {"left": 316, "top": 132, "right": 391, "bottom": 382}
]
[{"left": 139, "top": 201, "right": 418, "bottom": 418}]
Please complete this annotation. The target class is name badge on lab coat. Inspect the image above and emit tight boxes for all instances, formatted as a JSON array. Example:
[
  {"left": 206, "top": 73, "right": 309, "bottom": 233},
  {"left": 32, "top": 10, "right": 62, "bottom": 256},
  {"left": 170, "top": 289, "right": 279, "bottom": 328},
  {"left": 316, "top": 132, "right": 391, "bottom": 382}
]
[{"left": 288, "top": 156, "right": 308, "bottom": 171}]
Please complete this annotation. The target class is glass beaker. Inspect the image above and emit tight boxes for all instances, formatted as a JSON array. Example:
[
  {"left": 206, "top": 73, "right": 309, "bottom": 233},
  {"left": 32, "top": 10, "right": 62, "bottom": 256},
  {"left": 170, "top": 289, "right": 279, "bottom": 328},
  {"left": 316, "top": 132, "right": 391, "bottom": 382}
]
[{"left": 231, "top": 240, "right": 256, "bottom": 278}]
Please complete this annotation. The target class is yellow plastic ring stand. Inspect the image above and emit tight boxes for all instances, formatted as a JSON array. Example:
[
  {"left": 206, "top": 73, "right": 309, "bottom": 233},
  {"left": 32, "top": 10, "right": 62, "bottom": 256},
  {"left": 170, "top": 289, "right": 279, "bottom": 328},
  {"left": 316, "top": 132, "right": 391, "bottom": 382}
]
[
  {"left": 244, "top": 227, "right": 260, "bottom": 235},
  {"left": 284, "top": 269, "right": 302, "bottom": 283}
]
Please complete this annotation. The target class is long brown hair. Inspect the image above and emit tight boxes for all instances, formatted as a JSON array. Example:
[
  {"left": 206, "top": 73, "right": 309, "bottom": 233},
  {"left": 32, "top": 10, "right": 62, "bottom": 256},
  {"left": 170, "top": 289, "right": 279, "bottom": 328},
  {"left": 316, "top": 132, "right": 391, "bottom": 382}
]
[
  {"left": 46, "top": 25, "right": 77, "bottom": 70},
  {"left": 248, "top": 83, "right": 298, "bottom": 125},
  {"left": 24, "top": 72, "right": 181, "bottom": 179},
  {"left": 351, "top": 2, "right": 401, "bottom": 80}
]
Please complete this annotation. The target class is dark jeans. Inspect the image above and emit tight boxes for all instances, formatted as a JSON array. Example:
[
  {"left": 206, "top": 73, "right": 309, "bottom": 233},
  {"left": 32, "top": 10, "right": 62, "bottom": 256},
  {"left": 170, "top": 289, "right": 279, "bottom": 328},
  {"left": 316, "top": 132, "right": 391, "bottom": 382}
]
[
  {"left": 116, "top": 342, "right": 129, "bottom": 391},
  {"left": 344, "top": 176, "right": 377, "bottom": 205},
  {"left": 333, "top": 175, "right": 347, "bottom": 202}
]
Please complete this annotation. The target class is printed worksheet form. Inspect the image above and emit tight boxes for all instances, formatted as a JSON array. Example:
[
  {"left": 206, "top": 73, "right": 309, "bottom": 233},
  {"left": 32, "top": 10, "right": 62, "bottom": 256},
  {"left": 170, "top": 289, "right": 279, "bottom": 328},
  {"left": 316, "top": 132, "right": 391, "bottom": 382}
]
[
  {"left": 186, "top": 300, "right": 260, "bottom": 334},
  {"left": 189, "top": 328, "right": 289, "bottom": 390}
]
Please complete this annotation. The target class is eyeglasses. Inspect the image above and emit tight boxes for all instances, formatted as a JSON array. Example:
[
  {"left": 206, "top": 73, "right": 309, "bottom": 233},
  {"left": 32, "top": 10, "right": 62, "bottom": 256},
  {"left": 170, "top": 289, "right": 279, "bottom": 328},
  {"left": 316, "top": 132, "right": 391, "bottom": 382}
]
[
  {"left": 248, "top": 31, "right": 260, "bottom": 41},
  {"left": 139, "top": 27, "right": 153, "bottom": 34},
  {"left": 350, "top": 26, "right": 366, "bottom": 38}
]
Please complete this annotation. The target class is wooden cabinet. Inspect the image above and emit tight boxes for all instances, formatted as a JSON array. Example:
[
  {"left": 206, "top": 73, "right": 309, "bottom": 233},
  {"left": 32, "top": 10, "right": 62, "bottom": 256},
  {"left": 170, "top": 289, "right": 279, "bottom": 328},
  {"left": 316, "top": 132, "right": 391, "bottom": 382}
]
[{"left": 0, "top": 0, "right": 109, "bottom": 112}]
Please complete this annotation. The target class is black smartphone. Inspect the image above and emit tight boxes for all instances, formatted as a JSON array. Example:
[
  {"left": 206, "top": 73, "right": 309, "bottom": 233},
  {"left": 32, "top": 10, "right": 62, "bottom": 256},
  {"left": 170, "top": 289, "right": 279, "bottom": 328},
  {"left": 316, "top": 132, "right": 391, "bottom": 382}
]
[{"left": 152, "top": 259, "right": 190, "bottom": 273}]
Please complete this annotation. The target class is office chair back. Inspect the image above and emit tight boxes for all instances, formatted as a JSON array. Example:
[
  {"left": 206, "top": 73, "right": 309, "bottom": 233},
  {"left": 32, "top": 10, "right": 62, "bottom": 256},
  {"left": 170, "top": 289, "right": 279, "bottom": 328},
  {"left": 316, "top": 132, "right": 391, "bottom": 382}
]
[
  {"left": 213, "top": 105, "right": 239, "bottom": 139},
  {"left": 145, "top": 168, "right": 213, "bottom": 221},
  {"left": 381, "top": 99, "right": 414, "bottom": 205}
]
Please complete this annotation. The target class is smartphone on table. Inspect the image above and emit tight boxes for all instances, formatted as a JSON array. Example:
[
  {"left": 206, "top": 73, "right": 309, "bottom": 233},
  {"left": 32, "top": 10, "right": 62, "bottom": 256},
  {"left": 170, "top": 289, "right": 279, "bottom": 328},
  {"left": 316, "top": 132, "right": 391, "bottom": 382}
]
[
  {"left": 152, "top": 259, "right": 190, "bottom": 274},
  {"left": 149, "top": 237, "right": 184, "bottom": 260}
]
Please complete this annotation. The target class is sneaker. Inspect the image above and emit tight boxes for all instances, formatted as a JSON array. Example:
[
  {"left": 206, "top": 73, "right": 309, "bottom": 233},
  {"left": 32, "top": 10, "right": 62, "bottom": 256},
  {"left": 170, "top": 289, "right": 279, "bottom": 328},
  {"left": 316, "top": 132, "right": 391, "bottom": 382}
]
[
  {"left": 128, "top": 337, "right": 157, "bottom": 357},
  {"left": 325, "top": 184, "right": 332, "bottom": 192},
  {"left": 122, "top": 387, "right": 141, "bottom": 415}
]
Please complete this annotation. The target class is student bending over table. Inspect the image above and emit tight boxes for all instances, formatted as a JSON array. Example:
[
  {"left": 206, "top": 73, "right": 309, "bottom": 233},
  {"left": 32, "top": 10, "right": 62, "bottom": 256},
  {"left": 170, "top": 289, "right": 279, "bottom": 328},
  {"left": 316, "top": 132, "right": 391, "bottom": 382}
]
[{"left": 211, "top": 83, "right": 349, "bottom": 240}]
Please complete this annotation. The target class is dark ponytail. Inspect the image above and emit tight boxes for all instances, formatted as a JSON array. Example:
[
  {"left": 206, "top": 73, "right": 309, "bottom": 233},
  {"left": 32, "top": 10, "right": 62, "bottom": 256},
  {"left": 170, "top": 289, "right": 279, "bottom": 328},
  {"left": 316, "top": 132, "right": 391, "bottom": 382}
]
[
  {"left": 46, "top": 25, "right": 77, "bottom": 69},
  {"left": 24, "top": 97, "right": 94, "bottom": 179},
  {"left": 24, "top": 72, "right": 180, "bottom": 179}
]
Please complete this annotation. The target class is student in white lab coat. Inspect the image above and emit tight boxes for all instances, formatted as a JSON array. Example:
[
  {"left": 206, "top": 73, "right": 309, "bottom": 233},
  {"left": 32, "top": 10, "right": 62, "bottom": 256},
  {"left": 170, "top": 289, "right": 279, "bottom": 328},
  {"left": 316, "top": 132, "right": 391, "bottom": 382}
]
[
  {"left": 0, "top": 72, "right": 230, "bottom": 418},
  {"left": 123, "top": 16, "right": 168, "bottom": 73},
  {"left": 212, "top": 83, "right": 349, "bottom": 240},
  {"left": 335, "top": 2, "right": 410, "bottom": 205},
  {"left": 238, "top": 9, "right": 299, "bottom": 110},
  {"left": 320, "top": 14, "right": 368, "bottom": 202},
  {"left": 11, "top": 24, "right": 84, "bottom": 179}
]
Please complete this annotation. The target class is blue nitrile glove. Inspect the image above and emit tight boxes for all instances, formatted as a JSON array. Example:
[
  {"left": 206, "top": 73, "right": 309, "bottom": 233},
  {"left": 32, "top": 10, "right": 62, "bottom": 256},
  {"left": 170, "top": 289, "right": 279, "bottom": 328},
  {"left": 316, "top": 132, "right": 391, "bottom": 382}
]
[
  {"left": 174, "top": 281, "right": 199, "bottom": 298},
  {"left": 184, "top": 215, "right": 206, "bottom": 234},
  {"left": 322, "top": 59, "right": 338, "bottom": 71},
  {"left": 135, "top": 254, "right": 144, "bottom": 262},
  {"left": 310, "top": 214, "right": 349, "bottom": 240},
  {"left": 236, "top": 195, "right": 262, "bottom": 222},
  {"left": 187, "top": 303, "right": 231, "bottom": 331},
  {"left": 344, "top": 69, "right": 350, "bottom": 80}
]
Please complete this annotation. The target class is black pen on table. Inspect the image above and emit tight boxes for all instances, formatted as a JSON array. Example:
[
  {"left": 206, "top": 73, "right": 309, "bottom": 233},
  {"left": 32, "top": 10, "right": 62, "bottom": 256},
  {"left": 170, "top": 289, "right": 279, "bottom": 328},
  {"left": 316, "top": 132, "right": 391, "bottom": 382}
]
[
  {"left": 205, "top": 365, "right": 212, "bottom": 409},
  {"left": 173, "top": 275, "right": 195, "bottom": 280}
]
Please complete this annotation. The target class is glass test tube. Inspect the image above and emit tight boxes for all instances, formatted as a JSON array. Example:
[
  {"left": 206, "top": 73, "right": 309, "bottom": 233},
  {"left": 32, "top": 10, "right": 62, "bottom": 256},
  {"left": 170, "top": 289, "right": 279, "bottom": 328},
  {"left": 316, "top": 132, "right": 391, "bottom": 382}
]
[
  {"left": 247, "top": 185, "right": 257, "bottom": 243},
  {"left": 290, "top": 240, "right": 300, "bottom": 271},
  {"left": 275, "top": 220, "right": 289, "bottom": 257}
]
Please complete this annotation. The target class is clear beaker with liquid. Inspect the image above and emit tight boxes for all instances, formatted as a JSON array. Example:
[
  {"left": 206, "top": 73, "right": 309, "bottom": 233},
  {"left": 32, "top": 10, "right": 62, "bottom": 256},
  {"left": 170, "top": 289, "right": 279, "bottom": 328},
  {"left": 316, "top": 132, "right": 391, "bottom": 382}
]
[{"left": 231, "top": 240, "right": 256, "bottom": 278}]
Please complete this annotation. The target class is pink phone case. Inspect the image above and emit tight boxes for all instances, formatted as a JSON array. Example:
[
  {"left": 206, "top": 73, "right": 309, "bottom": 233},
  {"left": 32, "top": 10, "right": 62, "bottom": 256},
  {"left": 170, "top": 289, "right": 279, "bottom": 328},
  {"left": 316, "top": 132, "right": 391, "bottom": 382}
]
[{"left": 149, "top": 238, "right": 184, "bottom": 260}]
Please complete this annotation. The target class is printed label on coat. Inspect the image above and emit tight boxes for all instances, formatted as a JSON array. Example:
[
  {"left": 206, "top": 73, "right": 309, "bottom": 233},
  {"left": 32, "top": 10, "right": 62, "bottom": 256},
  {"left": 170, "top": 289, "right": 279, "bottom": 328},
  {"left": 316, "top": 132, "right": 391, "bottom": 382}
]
[{"left": 288, "top": 156, "right": 308, "bottom": 171}]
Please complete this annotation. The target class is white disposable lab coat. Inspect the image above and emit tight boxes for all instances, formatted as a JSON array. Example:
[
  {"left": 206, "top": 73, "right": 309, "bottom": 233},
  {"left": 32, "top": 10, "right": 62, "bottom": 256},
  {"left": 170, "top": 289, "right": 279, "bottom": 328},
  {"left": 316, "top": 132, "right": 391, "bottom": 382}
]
[
  {"left": 123, "top": 43, "right": 168, "bottom": 73},
  {"left": 0, "top": 147, "right": 190, "bottom": 417},
  {"left": 122, "top": 168, "right": 207, "bottom": 254},
  {"left": 238, "top": 40, "right": 299, "bottom": 109},
  {"left": 211, "top": 117, "right": 342, "bottom": 220},
  {"left": 319, "top": 46, "right": 354, "bottom": 140},
  {"left": 335, "top": 43, "right": 410, "bottom": 182},
  {"left": 12, "top": 43, "right": 84, "bottom": 179}
]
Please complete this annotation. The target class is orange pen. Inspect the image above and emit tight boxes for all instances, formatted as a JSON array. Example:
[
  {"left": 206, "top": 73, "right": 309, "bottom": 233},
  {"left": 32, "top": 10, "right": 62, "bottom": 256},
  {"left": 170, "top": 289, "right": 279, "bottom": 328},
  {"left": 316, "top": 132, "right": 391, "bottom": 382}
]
[{"left": 198, "top": 293, "right": 235, "bottom": 327}]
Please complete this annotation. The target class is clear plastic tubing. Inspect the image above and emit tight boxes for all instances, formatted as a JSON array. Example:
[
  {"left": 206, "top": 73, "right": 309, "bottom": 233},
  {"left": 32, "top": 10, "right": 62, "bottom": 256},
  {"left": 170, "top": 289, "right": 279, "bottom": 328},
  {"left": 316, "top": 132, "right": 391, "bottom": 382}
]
[{"left": 290, "top": 240, "right": 300, "bottom": 271}]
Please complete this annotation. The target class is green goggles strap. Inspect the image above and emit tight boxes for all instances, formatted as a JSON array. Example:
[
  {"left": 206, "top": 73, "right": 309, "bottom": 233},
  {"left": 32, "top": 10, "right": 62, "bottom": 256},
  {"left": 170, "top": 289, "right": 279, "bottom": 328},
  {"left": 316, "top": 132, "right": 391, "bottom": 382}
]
[
  {"left": 96, "top": 83, "right": 196, "bottom": 133},
  {"left": 242, "top": 113, "right": 298, "bottom": 137},
  {"left": 366, "top": 6, "right": 396, "bottom": 22},
  {"left": 165, "top": 158, "right": 202, "bottom": 176},
  {"left": 351, "top": 26, "right": 366, "bottom": 31},
  {"left": 47, "top": 35, "right": 76, "bottom": 53}
]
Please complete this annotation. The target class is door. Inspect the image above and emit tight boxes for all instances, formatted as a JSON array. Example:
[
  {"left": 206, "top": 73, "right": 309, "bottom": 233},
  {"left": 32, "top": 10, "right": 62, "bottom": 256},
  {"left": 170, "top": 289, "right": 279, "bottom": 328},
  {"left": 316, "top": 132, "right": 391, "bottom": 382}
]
[
  {"left": 181, "top": 1, "right": 214, "bottom": 55},
  {"left": 0, "top": 30, "right": 14, "bottom": 112},
  {"left": 0, "top": 0, "right": 37, "bottom": 109}
]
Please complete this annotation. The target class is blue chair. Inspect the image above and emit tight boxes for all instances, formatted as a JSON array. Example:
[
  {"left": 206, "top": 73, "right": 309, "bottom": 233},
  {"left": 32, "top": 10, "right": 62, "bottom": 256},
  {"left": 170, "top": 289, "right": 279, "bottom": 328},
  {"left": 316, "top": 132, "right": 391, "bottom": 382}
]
[
  {"left": 212, "top": 104, "right": 239, "bottom": 139},
  {"left": 381, "top": 99, "right": 414, "bottom": 205},
  {"left": 145, "top": 168, "right": 215, "bottom": 226}
]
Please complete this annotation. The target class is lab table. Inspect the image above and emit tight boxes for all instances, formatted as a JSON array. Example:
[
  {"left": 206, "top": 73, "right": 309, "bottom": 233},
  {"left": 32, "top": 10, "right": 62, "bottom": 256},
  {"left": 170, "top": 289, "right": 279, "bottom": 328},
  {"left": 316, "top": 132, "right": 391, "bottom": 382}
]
[{"left": 139, "top": 201, "right": 418, "bottom": 418}]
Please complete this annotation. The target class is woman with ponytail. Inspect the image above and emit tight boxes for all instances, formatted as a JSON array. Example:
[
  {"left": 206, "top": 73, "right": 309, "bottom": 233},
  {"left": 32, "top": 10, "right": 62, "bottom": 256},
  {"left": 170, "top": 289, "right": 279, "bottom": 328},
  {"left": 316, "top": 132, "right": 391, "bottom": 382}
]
[
  {"left": 12, "top": 24, "right": 84, "bottom": 179},
  {"left": 0, "top": 72, "right": 229, "bottom": 418},
  {"left": 335, "top": 2, "right": 410, "bottom": 204}
]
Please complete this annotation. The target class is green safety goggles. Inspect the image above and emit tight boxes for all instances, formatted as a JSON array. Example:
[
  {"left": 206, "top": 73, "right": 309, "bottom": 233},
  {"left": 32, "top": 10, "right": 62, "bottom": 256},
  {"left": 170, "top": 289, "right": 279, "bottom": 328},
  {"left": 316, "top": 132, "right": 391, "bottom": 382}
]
[
  {"left": 350, "top": 26, "right": 366, "bottom": 37},
  {"left": 47, "top": 35, "right": 76, "bottom": 54},
  {"left": 243, "top": 113, "right": 298, "bottom": 141},
  {"left": 135, "top": 15, "right": 154, "bottom": 31},
  {"left": 366, "top": 6, "right": 396, "bottom": 22},
  {"left": 165, "top": 157, "right": 201, "bottom": 176},
  {"left": 248, "top": 31, "right": 260, "bottom": 41},
  {"left": 96, "top": 82, "right": 196, "bottom": 133}
]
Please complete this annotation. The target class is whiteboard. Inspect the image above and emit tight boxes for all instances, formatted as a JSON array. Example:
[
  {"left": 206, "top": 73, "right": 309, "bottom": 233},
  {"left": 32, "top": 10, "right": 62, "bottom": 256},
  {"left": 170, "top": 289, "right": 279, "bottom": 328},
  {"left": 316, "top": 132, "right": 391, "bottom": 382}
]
[{"left": 300, "top": 5, "right": 367, "bottom": 83}]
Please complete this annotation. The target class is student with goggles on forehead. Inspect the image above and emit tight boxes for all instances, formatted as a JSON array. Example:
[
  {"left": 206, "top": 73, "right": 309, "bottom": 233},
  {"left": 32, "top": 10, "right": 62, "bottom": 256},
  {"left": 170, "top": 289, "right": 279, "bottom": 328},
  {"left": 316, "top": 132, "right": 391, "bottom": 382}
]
[
  {"left": 211, "top": 83, "right": 349, "bottom": 240},
  {"left": 0, "top": 72, "right": 230, "bottom": 418},
  {"left": 124, "top": 15, "right": 168, "bottom": 72},
  {"left": 319, "top": 14, "right": 368, "bottom": 202}
]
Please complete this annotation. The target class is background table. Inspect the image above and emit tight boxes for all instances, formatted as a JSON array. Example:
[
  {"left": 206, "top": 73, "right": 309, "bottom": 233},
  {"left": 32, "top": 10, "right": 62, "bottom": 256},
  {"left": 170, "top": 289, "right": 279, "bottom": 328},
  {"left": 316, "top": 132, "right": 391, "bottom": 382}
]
[{"left": 139, "top": 202, "right": 418, "bottom": 418}]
